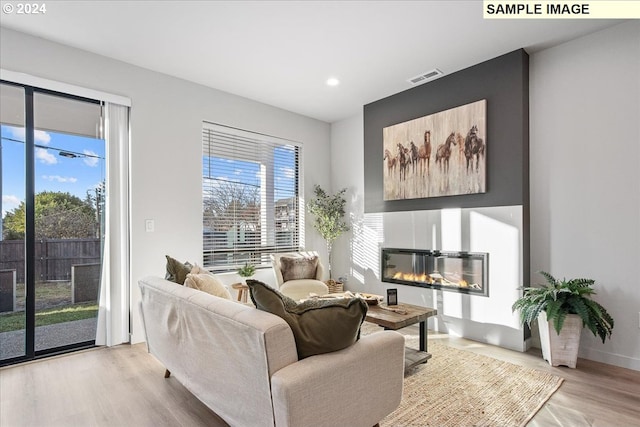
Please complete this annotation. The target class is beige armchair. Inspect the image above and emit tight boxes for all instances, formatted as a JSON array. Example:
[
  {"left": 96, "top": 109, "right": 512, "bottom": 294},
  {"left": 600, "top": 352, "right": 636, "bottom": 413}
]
[{"left": 270, "top": 252, "right": 329, "bottom": 300}]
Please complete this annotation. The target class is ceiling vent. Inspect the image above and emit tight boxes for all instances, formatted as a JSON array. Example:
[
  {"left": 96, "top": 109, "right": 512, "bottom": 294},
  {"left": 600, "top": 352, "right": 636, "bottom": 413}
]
[{"left": 407, "top": 69, "right": 443, "bottom": 85}]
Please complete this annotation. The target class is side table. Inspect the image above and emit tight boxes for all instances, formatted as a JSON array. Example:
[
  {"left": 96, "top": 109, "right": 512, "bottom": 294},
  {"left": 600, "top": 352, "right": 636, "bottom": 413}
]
[{"left": 231, "top": 282, "right": 249, "bottom": 303}]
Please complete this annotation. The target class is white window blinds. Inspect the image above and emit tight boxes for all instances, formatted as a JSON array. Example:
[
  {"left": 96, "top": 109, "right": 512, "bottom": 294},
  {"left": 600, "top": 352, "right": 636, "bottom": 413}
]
[{"left": 202, "top": 122, "right": 302, "bottom": 271}]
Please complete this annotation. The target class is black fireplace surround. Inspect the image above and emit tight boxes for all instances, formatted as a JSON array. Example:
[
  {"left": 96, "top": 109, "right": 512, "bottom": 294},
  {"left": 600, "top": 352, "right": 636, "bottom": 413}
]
[{"left": 381, "top": 248, "right": 489, "bottom": 297}]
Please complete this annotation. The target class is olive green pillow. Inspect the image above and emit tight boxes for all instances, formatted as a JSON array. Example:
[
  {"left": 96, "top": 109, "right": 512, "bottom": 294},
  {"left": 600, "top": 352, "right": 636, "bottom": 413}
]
[
  {"left": 247, "top": 279, "right": 368, "bottom": 359},
  {"left": 165, "top": 255, "right": 193, "bottom": 285}
]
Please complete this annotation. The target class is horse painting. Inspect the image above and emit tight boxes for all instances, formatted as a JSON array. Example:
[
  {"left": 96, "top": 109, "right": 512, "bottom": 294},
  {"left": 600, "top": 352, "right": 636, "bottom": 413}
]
[
  {"left": 417, "top": 130, "right": 432, "bottom": 177},
  {"left": 382, "top": 99, "right": 486, "bottom": 200},
  {"left": 435, "top": 132, "right": 457, "bottom": 174}
]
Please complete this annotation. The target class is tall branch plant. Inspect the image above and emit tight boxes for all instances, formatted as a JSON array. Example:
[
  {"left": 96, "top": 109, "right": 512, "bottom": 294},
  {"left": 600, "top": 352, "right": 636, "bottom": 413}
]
[{"left": 307, "top": 185, "right": 350, "bottom": 279}]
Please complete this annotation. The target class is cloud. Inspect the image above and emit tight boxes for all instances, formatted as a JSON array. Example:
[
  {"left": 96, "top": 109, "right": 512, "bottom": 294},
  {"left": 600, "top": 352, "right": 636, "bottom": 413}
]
[
  {"left": 42, "top": 175, "right": 78, "bottom": 183},
  {"left": 83, "top": 150, "right": 99, "bottom": 167},
  {"left": 35, "top": 148, "right": 57, "bottom": 164},
  {"left": 2, "top": 195, "right": 22, "bottom": 216},
  {"left": 9, "top": 127, "right": 51, "bottom": 145},
  {"left": 280, "top": 166, "right": 295, "bottom": 179},
  {"left": 35, "top": 130, "right": 51, "bottom": 145},
  {"left": 2, "top": 195, "right": 21, "bottom": 207}
]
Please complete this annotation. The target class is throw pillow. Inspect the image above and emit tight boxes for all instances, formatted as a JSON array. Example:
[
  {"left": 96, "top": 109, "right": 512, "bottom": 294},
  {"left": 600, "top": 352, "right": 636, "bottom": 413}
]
[
  {"left": 280, "top": 255, "right": 318, "bottom": 282},
  {"left": 190, "top": 264, "right": 211, "bottom": 275},
  {"left": 247, "top": 279, "right": 368, "bottom": 359},
  {"left": 165, "top": 255, "right": 192, "bottom": 285},
  {"left": 184, "top": 273, "right": 232, "bottom": 300}
]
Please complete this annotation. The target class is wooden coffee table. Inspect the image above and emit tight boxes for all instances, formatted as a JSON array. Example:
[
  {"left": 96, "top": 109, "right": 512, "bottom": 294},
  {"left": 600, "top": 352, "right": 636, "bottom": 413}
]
[{"left": 365, "top": 302, "right": 437, "bottom": 370}]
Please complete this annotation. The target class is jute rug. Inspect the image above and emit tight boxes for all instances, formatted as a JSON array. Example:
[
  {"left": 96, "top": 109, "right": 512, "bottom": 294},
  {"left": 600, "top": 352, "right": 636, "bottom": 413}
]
[{"left": 361, "top": 323, "right": 564, "bottom": 427}]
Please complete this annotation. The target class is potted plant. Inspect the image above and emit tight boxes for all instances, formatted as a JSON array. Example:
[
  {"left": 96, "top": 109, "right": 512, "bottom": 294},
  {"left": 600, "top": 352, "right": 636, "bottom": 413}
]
[
  {"left": 307, "top": 184, "right": 350, "bottom": 281},
  {"left": 512, "top": 271, "right": 614, "bottom": 368},
  {"left": 237, "top": 262, "right": 256, "bottom": 283}
]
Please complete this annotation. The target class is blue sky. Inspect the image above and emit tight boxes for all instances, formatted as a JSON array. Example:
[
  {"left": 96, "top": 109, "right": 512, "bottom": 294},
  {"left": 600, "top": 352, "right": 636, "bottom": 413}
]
[
  {"left": 2, "top": 124, "right": 295, "bottom": 218},
  {"left": 1, "top": 125, "right": 105, "bottom": 216},
  {"left": 203, "top": 145, "right": 297, "bottom": 202}
]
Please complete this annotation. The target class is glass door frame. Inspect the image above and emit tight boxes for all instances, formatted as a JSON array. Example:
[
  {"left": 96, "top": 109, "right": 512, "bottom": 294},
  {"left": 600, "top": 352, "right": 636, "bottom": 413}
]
[{"left": 1, "top": 80, "right": 102, "bottom": 366}]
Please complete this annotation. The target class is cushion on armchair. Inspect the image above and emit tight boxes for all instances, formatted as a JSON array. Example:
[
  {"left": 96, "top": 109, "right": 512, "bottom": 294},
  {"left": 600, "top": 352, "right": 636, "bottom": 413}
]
[
  {"left": 280, "top": 255, "right": 319, "bottom": 281},
  {"left": 247, "top": 279, "right": 368, "bottom": 359}
]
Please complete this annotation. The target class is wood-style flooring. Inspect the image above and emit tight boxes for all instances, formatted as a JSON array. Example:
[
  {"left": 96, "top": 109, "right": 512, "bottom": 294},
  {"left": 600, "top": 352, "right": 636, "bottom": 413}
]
[
  {"left": 1, "top": 330, "right": 639, "bottom": 427},
  {"left": 434, "top": 331, "right": 640, "bottom": 427}
]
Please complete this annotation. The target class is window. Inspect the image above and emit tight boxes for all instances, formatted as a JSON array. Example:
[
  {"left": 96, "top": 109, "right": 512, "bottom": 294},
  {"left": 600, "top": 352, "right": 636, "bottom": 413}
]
[{"left": 202, "top": 123, "right": 302, "bottom": 271}]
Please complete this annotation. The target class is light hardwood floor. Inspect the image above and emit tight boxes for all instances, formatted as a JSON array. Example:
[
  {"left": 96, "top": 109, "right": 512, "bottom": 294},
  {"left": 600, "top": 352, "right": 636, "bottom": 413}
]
[
  {"left": 1, "top": 330, "right": 639, "bottom": 427},
  {"left": 435, "top": 332, "right": 640, "bottom": 427}
]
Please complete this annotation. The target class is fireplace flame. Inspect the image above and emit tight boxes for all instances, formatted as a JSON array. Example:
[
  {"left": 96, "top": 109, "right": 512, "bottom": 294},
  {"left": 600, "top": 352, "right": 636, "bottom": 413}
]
[{"left": 390, "top": 271, "right": 478, "bottom": 289}]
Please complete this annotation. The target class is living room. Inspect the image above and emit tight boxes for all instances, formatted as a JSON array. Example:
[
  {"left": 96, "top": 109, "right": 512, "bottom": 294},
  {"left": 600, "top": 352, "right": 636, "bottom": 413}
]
[{"left": 1, "top": 2, "right": 639, "bottom": 426}]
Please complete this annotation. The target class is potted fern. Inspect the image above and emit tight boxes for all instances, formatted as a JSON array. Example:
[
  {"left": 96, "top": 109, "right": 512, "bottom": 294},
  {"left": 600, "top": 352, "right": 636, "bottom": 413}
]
[
  {"left": 512, "top": 271, "right": 614, "bottom": 368},
  {"left": 307, "top": 184, "right": 350, "bottom": 280}
]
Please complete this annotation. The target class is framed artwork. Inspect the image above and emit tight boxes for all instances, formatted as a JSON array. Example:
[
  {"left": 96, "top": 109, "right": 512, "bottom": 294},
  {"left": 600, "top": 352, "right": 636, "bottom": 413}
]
[{"left": 383, "top": 99, "right": 486, "bottom": 200}]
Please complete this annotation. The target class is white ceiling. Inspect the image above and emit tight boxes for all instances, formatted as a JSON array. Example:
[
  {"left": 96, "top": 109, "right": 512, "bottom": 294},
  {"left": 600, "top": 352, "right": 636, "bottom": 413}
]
[{"left": 0, "top": 1, "right": 622, "bottom": 123}]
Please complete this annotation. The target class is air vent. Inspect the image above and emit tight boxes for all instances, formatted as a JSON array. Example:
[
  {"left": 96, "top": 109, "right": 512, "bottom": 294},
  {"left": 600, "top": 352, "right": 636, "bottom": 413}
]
[{"left": 407, "top": 69, "right": 443, "bottom": 85}]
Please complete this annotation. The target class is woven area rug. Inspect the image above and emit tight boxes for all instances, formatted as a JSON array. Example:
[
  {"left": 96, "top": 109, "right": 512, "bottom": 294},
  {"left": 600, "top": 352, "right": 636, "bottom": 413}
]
[{"left": 361, "top": 323, "right": 564, "bottom": 427}]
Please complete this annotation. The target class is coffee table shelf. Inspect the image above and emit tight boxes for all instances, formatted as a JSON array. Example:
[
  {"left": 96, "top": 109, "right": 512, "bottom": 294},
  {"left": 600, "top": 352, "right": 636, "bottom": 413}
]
[{"left": 365, "top": 302, "right": 437, "bottom": 371}]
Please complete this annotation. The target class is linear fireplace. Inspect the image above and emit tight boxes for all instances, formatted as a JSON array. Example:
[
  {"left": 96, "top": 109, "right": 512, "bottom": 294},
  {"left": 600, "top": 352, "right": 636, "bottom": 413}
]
[{"left": 381, "top": 248, "right": 489, "bottom": 297}]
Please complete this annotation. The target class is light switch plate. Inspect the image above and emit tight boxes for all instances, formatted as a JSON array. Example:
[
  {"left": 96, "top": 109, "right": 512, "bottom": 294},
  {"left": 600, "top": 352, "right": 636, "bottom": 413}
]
[{"left": 145, "top": 219, "right": 155, "bottom": 232}]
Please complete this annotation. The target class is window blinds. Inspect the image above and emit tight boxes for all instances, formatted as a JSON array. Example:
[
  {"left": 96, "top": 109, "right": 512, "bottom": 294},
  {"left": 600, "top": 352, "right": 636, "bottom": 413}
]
[{"left": 202, "top": 123, "right": 301, "bottom": 271}]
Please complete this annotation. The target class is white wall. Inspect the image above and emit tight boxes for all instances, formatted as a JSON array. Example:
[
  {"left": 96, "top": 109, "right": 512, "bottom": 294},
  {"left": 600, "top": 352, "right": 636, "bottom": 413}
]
[
  {"left": 0, "top": 27, "right": 332, "bottom": 344},
  {"left": 331, "top": 20, "right": 640, "bottom": 369},
  {"left": 530, "top": 20, "right": 640, "bottom": 370}
]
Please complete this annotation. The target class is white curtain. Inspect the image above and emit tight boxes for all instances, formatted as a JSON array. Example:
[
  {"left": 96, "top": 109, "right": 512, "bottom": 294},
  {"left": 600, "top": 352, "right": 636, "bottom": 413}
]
[{"left": 96, "top": 102, "right": 130, "bottom": 346}]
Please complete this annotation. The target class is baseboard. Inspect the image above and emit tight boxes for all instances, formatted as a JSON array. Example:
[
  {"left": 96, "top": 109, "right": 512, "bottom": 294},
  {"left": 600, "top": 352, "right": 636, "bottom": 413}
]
[{"left": 579, "top": 346, "right": 640, "bottom": 371}]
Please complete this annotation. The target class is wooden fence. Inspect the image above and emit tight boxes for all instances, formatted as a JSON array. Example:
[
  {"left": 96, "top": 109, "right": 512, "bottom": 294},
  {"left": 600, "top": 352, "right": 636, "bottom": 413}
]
[{"left": 0, "top": 238, "right": 101, "bottom": 283}]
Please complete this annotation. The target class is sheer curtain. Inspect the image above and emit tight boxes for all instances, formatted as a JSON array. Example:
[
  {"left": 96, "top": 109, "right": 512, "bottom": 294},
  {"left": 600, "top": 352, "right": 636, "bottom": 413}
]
[{"left": 96, "top": 102, "right": 130, "bottom": 346}]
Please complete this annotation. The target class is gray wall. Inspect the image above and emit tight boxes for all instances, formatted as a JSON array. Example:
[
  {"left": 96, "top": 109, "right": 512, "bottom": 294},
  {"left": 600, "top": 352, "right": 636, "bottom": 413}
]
[{"left": 364, "top": 49, "right": 529, "bottom": 213}]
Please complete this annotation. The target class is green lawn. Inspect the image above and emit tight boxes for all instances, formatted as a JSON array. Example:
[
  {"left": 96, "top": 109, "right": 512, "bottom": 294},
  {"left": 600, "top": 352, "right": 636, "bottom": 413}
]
[
  {"left": 0, "top": 303, "right": 98, "bottom": 333},
  {"left": 13, "top": 281, "right": 75, "bottom": 311}
]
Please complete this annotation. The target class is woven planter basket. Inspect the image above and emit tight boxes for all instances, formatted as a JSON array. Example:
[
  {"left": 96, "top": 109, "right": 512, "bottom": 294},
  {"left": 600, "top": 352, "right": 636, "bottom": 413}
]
[{"left": 326, "top": 280, "right": 344, "bottom": 294}]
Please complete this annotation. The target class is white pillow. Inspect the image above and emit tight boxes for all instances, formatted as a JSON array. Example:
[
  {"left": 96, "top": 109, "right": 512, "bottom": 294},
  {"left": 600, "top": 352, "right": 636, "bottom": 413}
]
[
  {"left": 184, "top": 273, "right": 232, "bottom": 300},
  {"left": 190, "top": 264, "right": 211, "bottom": 275}
]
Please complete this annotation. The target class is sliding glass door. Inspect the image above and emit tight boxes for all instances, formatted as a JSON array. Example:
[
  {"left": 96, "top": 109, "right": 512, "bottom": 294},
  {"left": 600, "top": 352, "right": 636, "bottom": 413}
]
[{"left": 0, "top": 82, "right": 104, "bottom": 365}]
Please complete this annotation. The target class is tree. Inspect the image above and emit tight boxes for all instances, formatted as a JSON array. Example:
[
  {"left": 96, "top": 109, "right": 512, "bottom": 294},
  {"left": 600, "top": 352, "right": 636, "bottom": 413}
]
[
  {"left": 2, "top": 191, "right": 98, "bottom": 240},
  {"left": 84, "top": 182, "right": 105, "bottom": 237},
  {"left": 203, "top": 180, "right": 260, "bottom": 233},
  {"left": 307, "top": 185, "right": 350, "bottom": 279}
]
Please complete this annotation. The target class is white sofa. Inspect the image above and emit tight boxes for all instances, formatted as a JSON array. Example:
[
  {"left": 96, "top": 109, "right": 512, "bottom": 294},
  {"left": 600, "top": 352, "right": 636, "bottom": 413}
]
[{"left": 138, "top": 276, "right": 405, "bottom": 427}]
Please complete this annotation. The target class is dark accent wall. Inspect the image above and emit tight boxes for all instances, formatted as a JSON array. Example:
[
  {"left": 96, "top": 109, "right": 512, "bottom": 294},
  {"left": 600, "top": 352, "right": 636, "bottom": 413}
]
[{"left": 364, "top": 49, "right": 529, "bottom": 213}]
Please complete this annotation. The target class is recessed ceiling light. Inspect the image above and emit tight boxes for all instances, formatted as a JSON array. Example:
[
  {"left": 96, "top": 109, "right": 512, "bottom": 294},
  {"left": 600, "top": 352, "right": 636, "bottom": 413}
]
[{"left": 326, "top": 77, "right": 340, "bottom": 87}]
